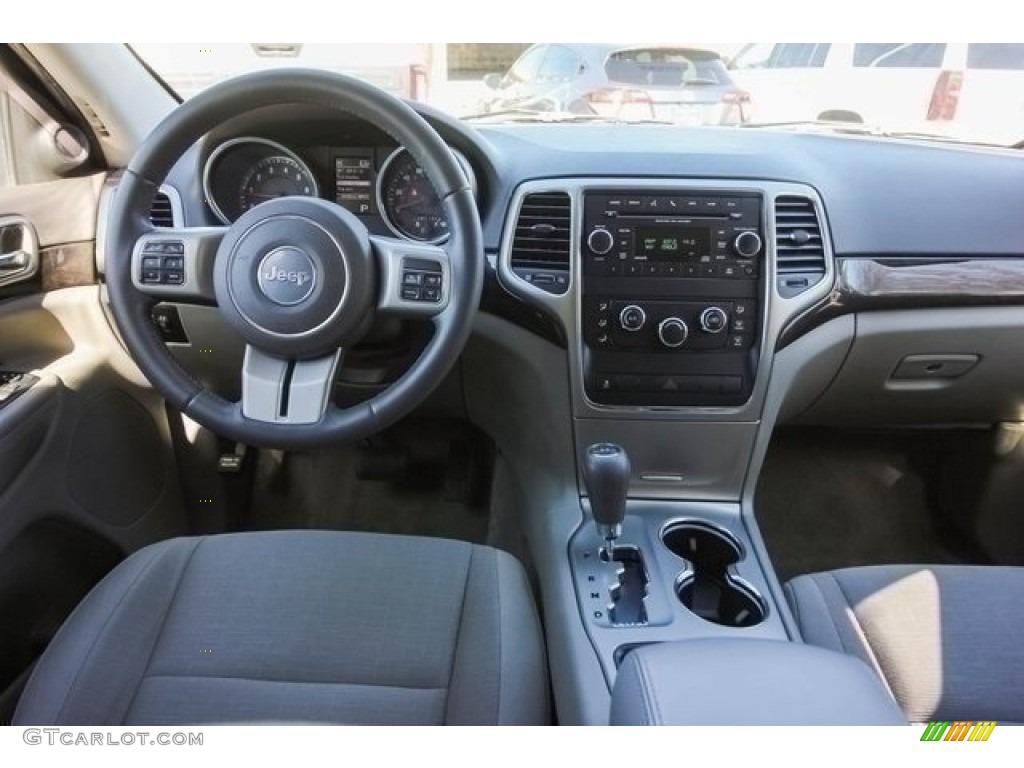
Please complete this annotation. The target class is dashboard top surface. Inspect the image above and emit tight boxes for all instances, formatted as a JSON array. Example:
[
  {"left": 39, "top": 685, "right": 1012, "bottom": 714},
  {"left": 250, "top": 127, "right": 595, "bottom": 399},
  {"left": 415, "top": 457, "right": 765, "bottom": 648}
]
[{"left": 165, "top": 104, "right": 1024, "bottom": 259}]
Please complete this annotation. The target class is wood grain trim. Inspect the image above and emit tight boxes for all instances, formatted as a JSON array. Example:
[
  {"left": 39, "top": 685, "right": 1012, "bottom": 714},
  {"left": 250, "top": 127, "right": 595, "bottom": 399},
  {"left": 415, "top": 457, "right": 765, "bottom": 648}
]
[
  {"left": 777, "top": 257, "right": 1024, "bottom": 349},
  {"left": 40, "top": 241, "right": 96, "bottom": 292},
  {"left": 840, "top": 258, "right": 1024, "bottom": 299}
]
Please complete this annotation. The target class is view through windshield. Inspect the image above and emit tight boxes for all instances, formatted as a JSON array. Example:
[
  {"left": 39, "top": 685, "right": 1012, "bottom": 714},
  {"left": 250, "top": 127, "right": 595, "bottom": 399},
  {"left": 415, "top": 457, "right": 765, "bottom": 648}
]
[{"left": 132, "top": 43, "right": 1024, "bottom": 145}]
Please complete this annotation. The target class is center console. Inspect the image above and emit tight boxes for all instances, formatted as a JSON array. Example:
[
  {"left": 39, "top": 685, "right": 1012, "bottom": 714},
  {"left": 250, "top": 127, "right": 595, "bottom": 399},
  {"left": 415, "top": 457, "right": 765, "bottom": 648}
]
[
  {"left": 581, "top": 190, "right": 762, "bottom": 407},
  {"left": 495, "top": 178, "right": 838, "bottom": 723}
]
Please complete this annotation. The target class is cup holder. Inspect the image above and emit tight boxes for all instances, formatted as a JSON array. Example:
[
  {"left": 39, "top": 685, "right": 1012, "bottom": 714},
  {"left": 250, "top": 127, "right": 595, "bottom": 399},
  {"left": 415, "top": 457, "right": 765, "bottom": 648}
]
[{"left": 661, "top": 521, "right": 766, "bottom": 628}]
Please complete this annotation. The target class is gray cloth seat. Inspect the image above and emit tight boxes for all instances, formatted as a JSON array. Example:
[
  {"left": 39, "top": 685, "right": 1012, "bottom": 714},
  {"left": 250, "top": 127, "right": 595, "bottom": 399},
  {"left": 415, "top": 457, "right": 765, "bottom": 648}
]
[
  {"left": 786, "top": 564, "right": 1024, "bottom": 723},
  {"left": 14, "top": 530, "right": 548, "bottom": 725}
]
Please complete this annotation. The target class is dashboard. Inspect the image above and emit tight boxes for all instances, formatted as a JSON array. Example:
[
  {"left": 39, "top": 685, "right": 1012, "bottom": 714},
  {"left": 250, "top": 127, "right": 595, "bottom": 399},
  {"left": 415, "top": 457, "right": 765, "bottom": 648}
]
[{"left": 158, "top": 103, "right": 1024, "bottom": 436}]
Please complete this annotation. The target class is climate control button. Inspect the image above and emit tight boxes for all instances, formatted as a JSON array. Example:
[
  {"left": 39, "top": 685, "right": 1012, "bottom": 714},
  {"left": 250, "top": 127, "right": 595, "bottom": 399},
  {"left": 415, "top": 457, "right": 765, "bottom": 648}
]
[
  {"left": 700, "top": 306, "right": 729, "bottom": 334},
  {"left": 657, "top": 317, "right": 689, "bottom": 348},
  {"left": 619, "top": 304, "right": 646, "bottom": 332}
]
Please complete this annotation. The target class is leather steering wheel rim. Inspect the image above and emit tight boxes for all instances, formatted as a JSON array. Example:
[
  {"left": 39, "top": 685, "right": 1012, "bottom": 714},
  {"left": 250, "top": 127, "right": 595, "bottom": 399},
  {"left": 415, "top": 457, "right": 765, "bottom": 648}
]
[{"left": 106, "top": 69, "right": 483, "bottom": 448}]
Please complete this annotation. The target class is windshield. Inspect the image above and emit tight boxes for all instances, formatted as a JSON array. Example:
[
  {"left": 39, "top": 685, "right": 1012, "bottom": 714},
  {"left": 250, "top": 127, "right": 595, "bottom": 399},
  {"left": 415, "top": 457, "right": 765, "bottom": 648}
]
[{"left": 132, "top": 43, "right": 1024, "bottom": 145}]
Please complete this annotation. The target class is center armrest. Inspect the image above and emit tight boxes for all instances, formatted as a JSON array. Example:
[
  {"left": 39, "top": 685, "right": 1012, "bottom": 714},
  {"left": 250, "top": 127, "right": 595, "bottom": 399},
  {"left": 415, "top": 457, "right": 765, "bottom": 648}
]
[{"left": 610, "top": 638, "right": 906, "bottom": 726}]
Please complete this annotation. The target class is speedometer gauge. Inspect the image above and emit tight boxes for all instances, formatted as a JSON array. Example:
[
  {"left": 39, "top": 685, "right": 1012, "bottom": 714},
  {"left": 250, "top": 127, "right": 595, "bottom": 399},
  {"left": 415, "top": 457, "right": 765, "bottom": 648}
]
[
  {"left": 238, "top": 155, "right": 317, "bottom": 215},
  {"left": 377, "top": 149, "right": 449, "bottom": 243}
]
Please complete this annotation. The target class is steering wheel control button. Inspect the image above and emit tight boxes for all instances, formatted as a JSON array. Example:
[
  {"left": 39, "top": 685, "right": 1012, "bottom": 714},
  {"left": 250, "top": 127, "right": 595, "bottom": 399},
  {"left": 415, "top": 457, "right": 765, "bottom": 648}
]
[
  {"left": 699, "top": 306, "right": 729, "bottom": 334},
  {"left": 140, "top": 240, "right": 186, "bottom": 284},
  {"left": 619, "top": 304, "right": 646, "bottom": 332},
  {"left": 257, "top": 247, "right": 317, "bottom": 306},
  {"left": 657, "top": 317, "right": 689, "bottom": 348},
  {"left": 400, "top": 257, "right": 444, "bottom": 303}
]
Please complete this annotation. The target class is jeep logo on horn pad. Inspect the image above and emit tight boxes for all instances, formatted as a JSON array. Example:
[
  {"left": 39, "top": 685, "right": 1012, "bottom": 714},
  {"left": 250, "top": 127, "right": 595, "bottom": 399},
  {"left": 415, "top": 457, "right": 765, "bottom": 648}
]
[{"left": 257, "top": 247, "right": 316, "bottom": 305}]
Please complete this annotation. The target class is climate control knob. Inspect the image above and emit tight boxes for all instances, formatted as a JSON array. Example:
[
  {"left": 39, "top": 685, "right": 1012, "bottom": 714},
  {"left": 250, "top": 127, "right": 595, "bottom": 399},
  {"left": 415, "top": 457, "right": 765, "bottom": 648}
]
[
  {"left": 619, "top": 304, "right": 646, "bottom": 332},
  {"left": 699, "top": 306, "right": 729, "bottom": 334},
  {"left": 587, "top": 228, "right": 615, "bottom": 255},
  {"left": 733, "top": 231, "right": 762, "bottom": 259},
  {"left": 657, "top": 317, "right": 689, "bottom": 348}
]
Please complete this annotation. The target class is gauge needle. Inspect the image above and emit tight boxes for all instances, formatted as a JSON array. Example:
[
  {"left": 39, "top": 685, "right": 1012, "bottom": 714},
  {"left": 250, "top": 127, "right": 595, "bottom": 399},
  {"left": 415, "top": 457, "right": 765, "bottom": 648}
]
[
  {"left": 394, "top": 199, "right": 428, "bottom": 212},
  {"left": 246, "top": 192, "right": 291, "bottom": 200}
]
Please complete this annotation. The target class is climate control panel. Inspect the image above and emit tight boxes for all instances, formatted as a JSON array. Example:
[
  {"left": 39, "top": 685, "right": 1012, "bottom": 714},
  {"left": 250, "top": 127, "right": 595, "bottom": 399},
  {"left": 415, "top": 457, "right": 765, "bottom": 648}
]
[{"left": 584, "top": 298, "right": 755, "bottom": 352}]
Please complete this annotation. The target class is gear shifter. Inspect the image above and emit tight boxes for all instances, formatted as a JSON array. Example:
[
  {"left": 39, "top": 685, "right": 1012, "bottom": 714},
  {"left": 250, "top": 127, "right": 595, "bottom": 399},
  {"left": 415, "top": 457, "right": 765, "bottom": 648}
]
[{"left": 582, "top": 443, "right": 631, "bottom": 555}]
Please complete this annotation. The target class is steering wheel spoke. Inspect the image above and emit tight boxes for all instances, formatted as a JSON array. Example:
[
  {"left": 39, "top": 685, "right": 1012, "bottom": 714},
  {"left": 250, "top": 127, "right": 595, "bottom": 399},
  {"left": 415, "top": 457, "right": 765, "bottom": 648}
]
[
  {"left": 132, "top": 226, "right": 226, "bottom": 303},
  {"left": 371, "top": 235, "right": 451, "bottom": 318},
  {"left": 241, "top": 345, "right": 342, "bottom": 425}
]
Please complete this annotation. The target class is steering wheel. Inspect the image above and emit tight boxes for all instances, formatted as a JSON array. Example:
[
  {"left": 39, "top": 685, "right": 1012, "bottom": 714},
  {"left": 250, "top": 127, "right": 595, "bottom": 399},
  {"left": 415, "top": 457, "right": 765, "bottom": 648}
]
[{"left": 106, "top": 69, "right": 483, "bottom": 449}]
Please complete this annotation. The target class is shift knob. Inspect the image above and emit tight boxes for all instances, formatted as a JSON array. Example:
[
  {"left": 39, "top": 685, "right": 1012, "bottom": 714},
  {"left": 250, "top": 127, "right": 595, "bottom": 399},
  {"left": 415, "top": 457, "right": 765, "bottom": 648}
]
[{"left": 582, "top": 443, "right": 631, "bottom": 544}]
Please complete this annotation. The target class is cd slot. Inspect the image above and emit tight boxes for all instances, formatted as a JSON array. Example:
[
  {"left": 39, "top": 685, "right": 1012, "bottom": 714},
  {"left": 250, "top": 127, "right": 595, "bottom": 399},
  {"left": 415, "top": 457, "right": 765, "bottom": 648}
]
[{"left": 613, "top": 213, "right": 732, "bottom": 221}]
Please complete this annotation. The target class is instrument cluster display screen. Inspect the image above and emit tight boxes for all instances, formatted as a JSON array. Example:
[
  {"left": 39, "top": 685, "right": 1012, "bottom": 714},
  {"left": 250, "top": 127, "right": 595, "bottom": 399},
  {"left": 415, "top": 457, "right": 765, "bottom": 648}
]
[
  {"left": 334, "top": 155, "right": 375, "bottom": 215},
  {"left": 636, "top": 227, "right": 709, "bottom": 260}
]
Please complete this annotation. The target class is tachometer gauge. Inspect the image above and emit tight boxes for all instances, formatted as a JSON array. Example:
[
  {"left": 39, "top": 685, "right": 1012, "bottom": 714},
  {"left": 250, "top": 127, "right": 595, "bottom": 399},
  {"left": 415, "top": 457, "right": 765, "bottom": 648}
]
[
  {"left": 377, "top": 149, "right": 449, "bottom": 243},
  {"left": 238, "top": 155, "right": 317, "bottom": 215},
  {"left": 204, "top": 138, "right": 321, "bottom": 224}
]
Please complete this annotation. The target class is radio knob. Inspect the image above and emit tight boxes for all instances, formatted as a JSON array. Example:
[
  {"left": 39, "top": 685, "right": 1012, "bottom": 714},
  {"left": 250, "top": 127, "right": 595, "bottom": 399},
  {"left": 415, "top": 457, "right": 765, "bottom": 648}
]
[
  {"left": 733, "top": 231, "right": 763, "bottom": 259},
  {"left": 700, "top": 306, "right": 729, "bottom": 334},
  {"left": 587, "top": 228, "right": 615, "bottom": 255},
  {"left": 619, "top": 304, "right": 646, "bottom": 332},
  {"left": 657, "top": 317, "right": 689, "bottom": 348}
]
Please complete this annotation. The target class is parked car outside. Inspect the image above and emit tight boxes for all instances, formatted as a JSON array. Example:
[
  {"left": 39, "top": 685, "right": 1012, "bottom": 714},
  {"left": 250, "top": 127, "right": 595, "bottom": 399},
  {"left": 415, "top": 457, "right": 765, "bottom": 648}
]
[
  {"left": 478, "top": 43, "right": 750, "bottom": 125},
  {"left": 729, "top": 43, "right": 1024, "bottom": 144}
]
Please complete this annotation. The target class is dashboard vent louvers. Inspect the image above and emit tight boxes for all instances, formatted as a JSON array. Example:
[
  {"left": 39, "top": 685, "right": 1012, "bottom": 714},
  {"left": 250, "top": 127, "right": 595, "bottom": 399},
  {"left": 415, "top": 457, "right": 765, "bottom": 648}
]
[
  {"left": 510, "top": 191, "right": 571, "bottom": 294},
  {"left": 75, "top": 99, "right": 110, "bottom": 138},
  {"left": 774, "top": 195, "right": 826, "bottom": 297},
  {"left": 149, "top": 191, "right": 176, "bottom": 228}
]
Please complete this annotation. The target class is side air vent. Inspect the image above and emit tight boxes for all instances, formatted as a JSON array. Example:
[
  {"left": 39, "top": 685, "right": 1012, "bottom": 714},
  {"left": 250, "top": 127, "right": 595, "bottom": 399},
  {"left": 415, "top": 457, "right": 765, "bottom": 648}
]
[
  {"left": 149, "top": 189, "right": 177, "bottom": 228},
  {"left": 774, "top": 195, "right": 826, "bottom": 298},
  {"left": 74, "top": 99, "right": 110, "bottom": 138},
  {"left": 509, "top": 191, "right": 571, "bottom": 294}
]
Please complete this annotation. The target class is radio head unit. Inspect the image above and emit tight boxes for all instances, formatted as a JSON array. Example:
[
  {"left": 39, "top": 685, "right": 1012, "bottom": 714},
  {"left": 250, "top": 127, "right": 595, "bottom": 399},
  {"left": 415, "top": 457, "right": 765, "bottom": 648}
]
[{"left": 583, "top": 191, "right": 762, "bottom": 278}]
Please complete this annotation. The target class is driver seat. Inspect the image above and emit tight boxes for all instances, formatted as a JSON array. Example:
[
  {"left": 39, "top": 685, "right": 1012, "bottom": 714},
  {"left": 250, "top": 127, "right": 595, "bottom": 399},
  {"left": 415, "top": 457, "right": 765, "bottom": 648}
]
[{"left": 13, "top": 530, "right": 548, "bottom": 725}]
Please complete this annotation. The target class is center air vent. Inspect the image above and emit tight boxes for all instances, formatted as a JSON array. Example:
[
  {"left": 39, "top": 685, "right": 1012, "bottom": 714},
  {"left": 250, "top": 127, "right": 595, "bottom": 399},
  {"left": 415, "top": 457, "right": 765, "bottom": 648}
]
[
  {"left": 774, "top": 195, "right": 826, "bottom": 298},
  {"left": 509, "top": 191, "right": 571, "bottom": 294},
  {"left": 149, "top": 189, "right": 177, "bottom": 228}
]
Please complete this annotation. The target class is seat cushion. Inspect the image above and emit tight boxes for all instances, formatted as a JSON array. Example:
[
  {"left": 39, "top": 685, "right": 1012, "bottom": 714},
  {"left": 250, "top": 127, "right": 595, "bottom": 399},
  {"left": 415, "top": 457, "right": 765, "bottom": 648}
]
[
  {"left": 14, "top": 530, "right": 548, "bottom": 725},
  {"left": 786, "top": 565, "right": 1024, "bottom": 723}
]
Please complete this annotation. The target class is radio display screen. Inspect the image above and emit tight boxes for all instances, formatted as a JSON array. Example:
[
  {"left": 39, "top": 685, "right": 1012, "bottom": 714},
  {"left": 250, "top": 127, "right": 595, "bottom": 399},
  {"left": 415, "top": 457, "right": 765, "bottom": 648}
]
[{"left": 636, "top": 227, "right": 709, "bottom": 260}]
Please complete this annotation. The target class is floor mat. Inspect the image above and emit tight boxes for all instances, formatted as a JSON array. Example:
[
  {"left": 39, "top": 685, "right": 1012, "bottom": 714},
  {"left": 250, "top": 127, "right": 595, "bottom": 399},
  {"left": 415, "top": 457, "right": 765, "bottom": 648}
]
[
  {"left": 755, "top": 429, "right": 962, "bottom": 583},
  {"left": 245, "top": 440, "right": 490, "bottom": 545}
]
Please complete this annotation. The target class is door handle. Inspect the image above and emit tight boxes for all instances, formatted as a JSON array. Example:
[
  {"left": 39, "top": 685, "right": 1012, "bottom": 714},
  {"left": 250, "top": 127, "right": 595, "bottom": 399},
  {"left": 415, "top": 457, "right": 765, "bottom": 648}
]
[
  {"left": 0, "top": 249, "right": 30, "bottom": 270},
  {"left": 0, "top": 216, "right": 38, "bottom": 286}
]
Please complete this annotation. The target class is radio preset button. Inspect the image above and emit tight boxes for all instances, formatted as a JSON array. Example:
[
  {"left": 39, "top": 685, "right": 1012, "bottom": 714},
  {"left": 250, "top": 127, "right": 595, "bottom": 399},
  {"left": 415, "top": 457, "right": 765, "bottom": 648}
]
[{"left": 619, "top": 305, "right": 647, "bottom": 332}]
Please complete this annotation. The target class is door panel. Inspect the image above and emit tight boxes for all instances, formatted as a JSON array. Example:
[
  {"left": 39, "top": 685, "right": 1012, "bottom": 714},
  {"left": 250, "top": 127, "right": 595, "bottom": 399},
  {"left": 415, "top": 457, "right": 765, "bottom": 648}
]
[
  {"left": 0, "top": 173, "right": 104, "bottom": 247},
  {"left": 0, "top": 64, "right": 187, "bottom": 719}
]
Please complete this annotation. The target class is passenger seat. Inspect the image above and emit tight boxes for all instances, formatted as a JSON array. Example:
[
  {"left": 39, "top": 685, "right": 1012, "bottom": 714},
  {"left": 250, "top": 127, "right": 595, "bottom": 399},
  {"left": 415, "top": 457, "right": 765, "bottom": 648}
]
[{"left": 786, "top": 565, "right": 1024, "bottom": 723}]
